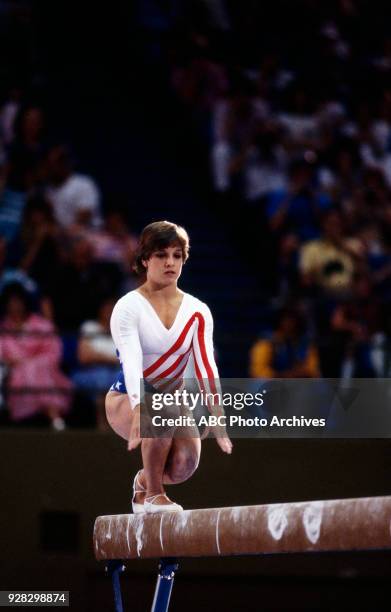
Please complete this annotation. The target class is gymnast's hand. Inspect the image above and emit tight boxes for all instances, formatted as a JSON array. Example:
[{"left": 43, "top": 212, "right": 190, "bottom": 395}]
[
  {"left": 214, "top": 431, "right": 233, "bottom": 454},
  {"left": 127, "top": 404, "right": 142, "bottom": 451},
  {"left": 201, "top": 425, "right": 233, "bottom": 454}
]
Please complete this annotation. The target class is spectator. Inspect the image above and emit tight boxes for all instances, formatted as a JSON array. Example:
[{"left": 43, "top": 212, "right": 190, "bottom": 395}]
[
  {"left": 0, "top": 283, "right": 72, "bottom": 429},
  {"left": 318, "top": 138, "right": 361, "bottom": 204},
  {"left": 217, "top": 122, "right": 287, "bottom": 202},
  {"left": 266, "top": 159, "right": 332, "bottom": 242},
  {"left": 211, "top": 80, "right": 269, "bottom": 193},
  {"left": 7, "top": 194, "right": 64, "bottom": 297},
  {"left": 367, "top": 226, "right": 391, "bottom": 302},
  {"left": 277, "top": 85, "right": 319, "bottom": 153},
  {"left": 299, "top": 209, "right": 362, "bottom": 297},
  {"left": 0, "top": 103, "right": 46, "bottom": 244},
  {"left": 45, "top": 144, "right": 102, "bottom": 229},
  {"left": 329, "top": 274, "right": 382, "bottom": 378},
  {"left": 71, "top": 297, "right": 119, "bottom": 429},
  {"left": 49, "top": 235, "right": 123, "bottom": 331},
  {"left": 0, "top": 236, "right": 51, "bottom": 316},
  {"left": 171, "top": 36, "right": 229, "bottom": 114},
  {"left": 0, "top": 85, "right": 22, "bottom": 148},
  {"left": 87, "top": 209, "right": 139, "bottom": 289},
  {"left": 249, "top": 309, "right": 319, "bottom": 378},
  {"left": 9, "top": 104, "right": 45, "bottom": 162}
]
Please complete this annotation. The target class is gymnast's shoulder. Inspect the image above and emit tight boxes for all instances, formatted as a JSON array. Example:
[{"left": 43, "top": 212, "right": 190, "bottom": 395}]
[
  {"left": 184, "top": 291, "right": 213, "bottom": 318},
  {"left": 111, "top": 290, "right": 143, "bottom": 318}
]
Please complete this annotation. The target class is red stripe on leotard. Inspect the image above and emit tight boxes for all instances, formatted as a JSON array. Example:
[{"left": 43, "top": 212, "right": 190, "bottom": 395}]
[
  {"left": 151, "top": 358, "right": 189, "bottom": 391},
  {"left": 143, "top": 312, "right": 217, "bottom": 403},
  {"left": 143, "top": 314, "right": 196, "bottom": 377},
  {"left": 148, "top": 346, "right": 192, "bottom": 385},
  {"left": 194, "top": 313, "right": 217, "bottom": 395}
]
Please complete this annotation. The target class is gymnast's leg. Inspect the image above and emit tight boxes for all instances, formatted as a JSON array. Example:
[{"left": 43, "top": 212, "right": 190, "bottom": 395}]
[{"left": 105, "top": 390, "right": 200, "bottom": 507}]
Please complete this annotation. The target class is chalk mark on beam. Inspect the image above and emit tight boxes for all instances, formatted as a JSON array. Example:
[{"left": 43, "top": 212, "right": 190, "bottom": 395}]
[{"left": 215, "top": 510, "right": 221, "bottom": 555}]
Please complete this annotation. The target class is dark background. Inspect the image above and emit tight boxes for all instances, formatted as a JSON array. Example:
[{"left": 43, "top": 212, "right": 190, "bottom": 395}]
[
  {"left": 1, "top": 2, "right": 391, "bottom": 610},
  {"left": 1, "top": 433, "right": 391, "bottom": 610}
]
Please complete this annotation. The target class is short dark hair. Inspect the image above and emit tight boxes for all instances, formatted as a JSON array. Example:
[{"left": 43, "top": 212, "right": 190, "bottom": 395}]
[
  {"left": 133, "top": 221, "right": 190, "bottom": 275},
  {"left": 0, "top": 282, "right": 34, "bottom": 318}
]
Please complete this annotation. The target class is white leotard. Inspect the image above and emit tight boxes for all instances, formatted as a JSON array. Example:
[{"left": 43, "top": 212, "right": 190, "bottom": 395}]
[{"left": 110, "top": 290, "right": 219, "bottom": 410}]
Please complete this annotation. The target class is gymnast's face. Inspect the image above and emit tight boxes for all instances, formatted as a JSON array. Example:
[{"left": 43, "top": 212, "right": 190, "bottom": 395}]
[{"left": 143, "top": 244, "right": 183, "bottom": 285}]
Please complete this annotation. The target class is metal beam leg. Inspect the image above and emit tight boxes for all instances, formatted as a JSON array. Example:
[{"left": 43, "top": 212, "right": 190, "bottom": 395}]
[
  {"left": 151, "top": 558, "right": 179, "bottom": 612},
  {"left": 106, "top": 560, "right": 125, "bottom": 612}
]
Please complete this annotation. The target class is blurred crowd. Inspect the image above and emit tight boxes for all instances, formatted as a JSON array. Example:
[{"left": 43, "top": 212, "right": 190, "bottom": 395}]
[
  {"left": 166, "top": 0, "right": 391, "bottom": 381},
  {"left": 0, "top": 93, "right": 139, "bottom": 429},
  {"left": 2, "top": 0, "right": 391, "bottom": 429}
]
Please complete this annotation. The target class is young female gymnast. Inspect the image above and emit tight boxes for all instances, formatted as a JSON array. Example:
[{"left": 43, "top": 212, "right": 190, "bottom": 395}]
[{"left": 105, "top": 220, "right": 233, "bottom": 513}]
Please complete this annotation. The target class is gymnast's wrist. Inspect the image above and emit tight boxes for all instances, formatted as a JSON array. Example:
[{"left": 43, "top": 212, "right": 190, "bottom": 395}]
[{"left": 209, "top": 405, "right": 225, "bottom": 418}]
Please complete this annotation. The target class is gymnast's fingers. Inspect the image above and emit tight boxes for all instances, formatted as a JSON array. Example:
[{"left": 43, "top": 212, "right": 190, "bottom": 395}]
[
  {"left": 127, "top": 421, "right": 141, "bottom": 450},
  {"left": 200, "top": 425, "right": 210, "bottom": 440},
  {"left": 216, "top": 434, "right": 233, "bottom": 454}
]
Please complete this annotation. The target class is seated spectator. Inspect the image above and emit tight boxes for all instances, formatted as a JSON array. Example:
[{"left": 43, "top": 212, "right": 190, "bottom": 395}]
[
  {"left": 87, "top": 209, "right": 139, "bottom": 289},
  {"left": 0, "top": 105, "right": 47, "bottom": 242},
  {"left": 213, "top": 79, "right": 268, "bottom": 146},
  {"left": 0, "top": 283, "right": 72, "bottom": 429},
  {"left": 211, "top": 80, "right": 269, "bottom": 193},
  {"left": 44, "top": 144, "right": 102, "bottom": 229},
  {"left": 242, "top": 124, "right": 287, "bottom": 202},
  {"left": 171, "top": 36, "right": 229, "bottom": 115},
  {"left": 266, "top": 159, "right": 332, "bottom": 242},
  {"left": 215, "top": 122, "right": 287, "bottom": 202},
  {"left": 318, "top": 138, "right": 361, "bottom": 204},
  {"left": 71, "top": 296, "right": 118, "bottom": 429},
  {"left": 0, "top": 236, "right": 52, "bottom": 318},
  {"left": 299, "top": 209, "right": 363, "bottom": 297},
  {"left": 7, "top": 104, "right": 46, "bottom": 167},
  {"left": 0, "top": 85, "right": 22, "bottom": 148},
  {"left": 0, "top": 150, "right": 31, "bottom": 243},
  {"left": 49, "top": 235, "right": 123, "bottom": 331},
  {"left": 277, "top": 85, "right": 319, "bottom": 152},
  {"left": 249, "top": 309, "right": 319, "bottom": 378},
  {"left": 7, "top": 194, "right": 64, "bottom": 295},
  {"left": 329, "top": 274, "right": 382, "bottom": 377},
  {"left": 274, "top": 233, "right": 301, "bottom": 301},
  {"left": 366, "top": 226, "right": 391, "bottom": 301}
]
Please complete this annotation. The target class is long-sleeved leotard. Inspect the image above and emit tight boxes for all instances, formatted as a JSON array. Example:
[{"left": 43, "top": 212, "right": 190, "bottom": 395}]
[{"left": 109, "top": 290, "right": 220, "bottom": 410}]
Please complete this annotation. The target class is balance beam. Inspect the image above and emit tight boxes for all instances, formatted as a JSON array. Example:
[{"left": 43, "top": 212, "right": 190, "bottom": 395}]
[{"left": 93, "top": 495, "right": 391, "bottom": 561}]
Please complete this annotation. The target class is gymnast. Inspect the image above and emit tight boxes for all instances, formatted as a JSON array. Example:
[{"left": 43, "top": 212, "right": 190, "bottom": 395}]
[{"left": 105, "top": 220, "right": 233, "bottom": 514}]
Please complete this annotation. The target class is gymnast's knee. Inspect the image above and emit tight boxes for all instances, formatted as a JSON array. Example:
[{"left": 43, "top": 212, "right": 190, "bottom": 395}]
[{"left": 165, "top": 449, "right": 200, "bottom": 484}]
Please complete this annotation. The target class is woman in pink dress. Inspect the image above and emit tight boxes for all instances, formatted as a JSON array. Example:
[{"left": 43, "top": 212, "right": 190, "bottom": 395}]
[{"left": 0, "top": 283, "right": 73, "bottom": 428}]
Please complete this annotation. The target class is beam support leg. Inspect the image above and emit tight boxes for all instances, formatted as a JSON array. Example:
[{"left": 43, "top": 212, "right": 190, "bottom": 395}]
[
  {"left": 151, "top": 558, "right": 179, "bottom": 612},
  {"left": 106, "top": 559, "right": 125, "bottom": 612}
]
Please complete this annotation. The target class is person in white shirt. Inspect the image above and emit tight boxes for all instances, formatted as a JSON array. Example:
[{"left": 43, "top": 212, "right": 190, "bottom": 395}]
[
  {"left": 106, "top": 220, "right": 232, "bottom": 513},
  {"left": 72, "top": 297, "right": 119, "bottom": 430},
  {"left": 45, "top": 145, "right": 102, "bottom": 229}
]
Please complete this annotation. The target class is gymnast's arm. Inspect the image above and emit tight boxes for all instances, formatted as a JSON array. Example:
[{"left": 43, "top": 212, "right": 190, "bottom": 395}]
[
  {"left": 110, "top": 299, "right": 145, "bottom": 450},
  {"left": 192, "top": 303, "right": 233, "bottom": 454}
]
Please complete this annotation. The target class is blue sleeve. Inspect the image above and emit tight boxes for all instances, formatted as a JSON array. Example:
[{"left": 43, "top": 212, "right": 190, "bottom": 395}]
[{"left": 266, "top": 190, "right": 287, "bottom": 219}]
